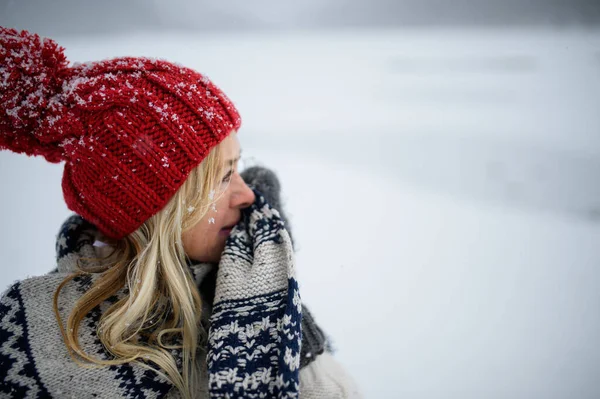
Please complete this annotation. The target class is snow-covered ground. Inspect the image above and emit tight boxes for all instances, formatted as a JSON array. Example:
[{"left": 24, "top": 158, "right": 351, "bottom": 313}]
[{"left": 1, "top": 28, "right": 599, "bottom": 398}]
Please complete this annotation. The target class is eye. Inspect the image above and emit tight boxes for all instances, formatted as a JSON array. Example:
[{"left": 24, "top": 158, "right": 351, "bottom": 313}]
[{"left": 221, "top": 170, "right": 233, "bottom": 184}]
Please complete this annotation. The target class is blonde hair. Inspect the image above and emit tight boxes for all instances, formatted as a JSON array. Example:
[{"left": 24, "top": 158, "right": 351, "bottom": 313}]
[{"left": 53, "top": 141, "right": 226, "bottom": 399}]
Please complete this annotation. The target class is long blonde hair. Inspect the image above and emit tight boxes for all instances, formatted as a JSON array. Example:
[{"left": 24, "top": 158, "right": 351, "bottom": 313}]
[{"left": 53, "top": 141, "right": 225, "bottom": 399}]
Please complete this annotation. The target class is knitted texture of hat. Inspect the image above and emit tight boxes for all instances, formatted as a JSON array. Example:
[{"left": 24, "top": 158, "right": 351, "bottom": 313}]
[{"left": 0, "top": 27, "right": 241, "bottom": 239}]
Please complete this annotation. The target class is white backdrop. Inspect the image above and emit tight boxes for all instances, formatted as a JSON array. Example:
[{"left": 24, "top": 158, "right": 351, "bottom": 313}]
[{"left": 1, "top": 28, "right": 600, "bottom": 398}]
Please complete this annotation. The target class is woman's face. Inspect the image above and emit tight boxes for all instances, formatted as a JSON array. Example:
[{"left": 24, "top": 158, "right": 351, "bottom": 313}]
[{"left": 181, "top": 133, "right": 255, "bottom": 263}]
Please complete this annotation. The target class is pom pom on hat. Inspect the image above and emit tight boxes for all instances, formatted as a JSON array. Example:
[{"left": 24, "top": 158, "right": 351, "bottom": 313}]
[
  {"left": 1, "top": 27, "right": 242, "bottom": 239},
  {"left": 0, "top": 27, "right": 71, "bottom": 162}
]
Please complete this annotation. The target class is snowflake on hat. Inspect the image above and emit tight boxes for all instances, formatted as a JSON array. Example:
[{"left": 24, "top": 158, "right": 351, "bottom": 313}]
[
  {"left": 0, "top": 27, "right": 77, "bottom": 162},
  {"left": 0, "top": 26, "right": 242, "bottom": 239}
]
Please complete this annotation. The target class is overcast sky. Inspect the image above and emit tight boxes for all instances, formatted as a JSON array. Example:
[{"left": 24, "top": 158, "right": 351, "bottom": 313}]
[{"left": 1, "top": 0, "right": 599, "bottom": 37}]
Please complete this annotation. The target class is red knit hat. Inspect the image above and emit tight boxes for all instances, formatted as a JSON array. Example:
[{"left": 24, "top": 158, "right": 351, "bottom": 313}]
[{"left": 0, "top": 27, "right": 241, "bottom": 239}]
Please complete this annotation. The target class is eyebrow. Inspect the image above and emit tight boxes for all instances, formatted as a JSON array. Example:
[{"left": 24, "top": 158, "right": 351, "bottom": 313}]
[{"left": 225, "top": 150, "right": 242, "bottom": 166}]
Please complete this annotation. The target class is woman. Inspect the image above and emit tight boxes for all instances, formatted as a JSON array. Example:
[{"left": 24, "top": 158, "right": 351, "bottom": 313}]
[{"left": 0, "top": 27, "right": 361, "bottom": 398}]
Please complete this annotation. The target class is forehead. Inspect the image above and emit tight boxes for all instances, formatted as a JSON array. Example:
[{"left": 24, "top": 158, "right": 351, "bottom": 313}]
[{"left": 220, "top": 131, "right": 240, "bottom": 159}]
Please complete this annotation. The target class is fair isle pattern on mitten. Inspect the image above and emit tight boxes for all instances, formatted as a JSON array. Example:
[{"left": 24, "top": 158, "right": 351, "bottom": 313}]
[{"left": 207, "top": 190, "right": 302, "bottom": 398}]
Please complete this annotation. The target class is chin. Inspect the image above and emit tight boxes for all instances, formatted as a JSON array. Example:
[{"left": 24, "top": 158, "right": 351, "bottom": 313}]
[
  {"left": 186, "top": 237, "right": 228, "bottom": 264},
  {"left": 204, "top": 244, "right": 227, "bottom": 264}
]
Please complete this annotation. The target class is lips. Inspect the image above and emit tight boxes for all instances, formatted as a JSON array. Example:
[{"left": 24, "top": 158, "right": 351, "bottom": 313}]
[
  {"left": 221, "top": 218, "right": 240, "bottom": 231},
  {"left": 219, "top": 222, "right": 237, "bottom": 238}
]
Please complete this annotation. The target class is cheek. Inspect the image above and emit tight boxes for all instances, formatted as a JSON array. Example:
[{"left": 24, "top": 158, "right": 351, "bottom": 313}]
[
  {"left": 183, "top": 214, "right": 228, "bottom": 261},
  {"left": 193, "top": 220, "right": 218, "bottom": 242},
  {"left": 181, "top": 193, "right": 233, "bottom": 261},
  {"left": 198, "top": 195, "right": 228, "bottom": 230}
]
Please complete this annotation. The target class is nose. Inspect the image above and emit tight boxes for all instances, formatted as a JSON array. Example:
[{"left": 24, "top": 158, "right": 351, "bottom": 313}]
[{"left": 230, "top": 172, "right": 256, "bottom": 209}]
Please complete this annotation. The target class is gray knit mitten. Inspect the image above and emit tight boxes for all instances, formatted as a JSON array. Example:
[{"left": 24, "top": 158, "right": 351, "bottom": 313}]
[{"left": 241, "top": 166, "right": 294, "bottom": 247}]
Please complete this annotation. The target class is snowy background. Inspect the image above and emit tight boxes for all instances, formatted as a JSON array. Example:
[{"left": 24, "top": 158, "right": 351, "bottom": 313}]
[{"left": 1, "top": 1, "right": 600, "bottom": 398}]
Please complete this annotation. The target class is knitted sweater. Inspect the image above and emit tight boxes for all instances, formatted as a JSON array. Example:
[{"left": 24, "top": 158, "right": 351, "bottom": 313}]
[{"left": 0, "top": 168, "right": 361, "bottom": 399}]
